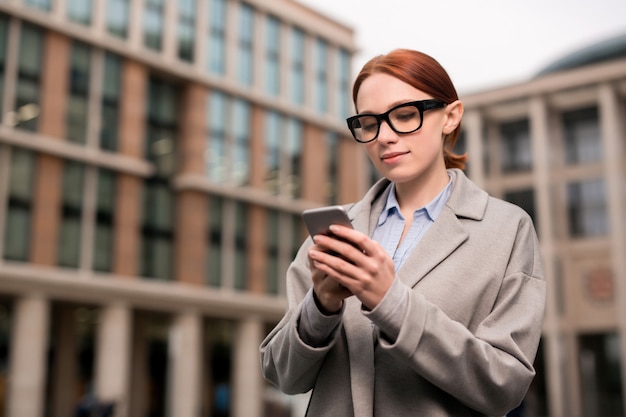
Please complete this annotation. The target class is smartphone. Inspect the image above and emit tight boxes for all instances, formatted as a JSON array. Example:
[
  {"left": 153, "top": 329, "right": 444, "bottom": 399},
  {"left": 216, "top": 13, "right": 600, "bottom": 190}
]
[{"left": 302, "top": 205, "right": 353, "bottom": 237}]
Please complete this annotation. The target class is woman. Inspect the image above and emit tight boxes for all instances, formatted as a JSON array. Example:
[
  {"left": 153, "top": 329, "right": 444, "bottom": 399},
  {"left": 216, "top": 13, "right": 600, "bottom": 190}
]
[{"left": 260, "top": 49, "right": 546, "bottom": 416}]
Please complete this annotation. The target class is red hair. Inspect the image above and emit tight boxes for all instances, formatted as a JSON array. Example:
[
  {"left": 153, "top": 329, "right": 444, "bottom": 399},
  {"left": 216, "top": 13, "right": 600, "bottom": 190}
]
[{"left": 352, "top": 49, "right": 467, "bottom": 170}]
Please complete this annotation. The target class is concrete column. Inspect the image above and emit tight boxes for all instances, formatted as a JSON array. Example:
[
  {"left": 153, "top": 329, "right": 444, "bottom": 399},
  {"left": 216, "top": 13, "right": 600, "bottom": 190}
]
[
  {"left": 168, "top": 312, "right": 202, "bottom": 417},
  {"left": 7, "top": 295, "right": 49, "bottom": 417},
  {"left": 529, "top": 96, "right": 565, "bottom": 417},
  {"left": 598, "top": 83, "right": 626, "bottom": 410},
  {"left": 232, "top": 317, "right": 264, "bottom": 417},
  {"left": 462, "top": 109, "right": 485, "bottom": 187},
  {"left": 95, "top": 303, "right": 131, "bottom": 417}
]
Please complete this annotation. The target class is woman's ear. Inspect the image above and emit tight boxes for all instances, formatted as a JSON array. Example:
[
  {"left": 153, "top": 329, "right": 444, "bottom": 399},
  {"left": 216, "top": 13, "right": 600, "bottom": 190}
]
[{"left": 442, "top": 100, "right": 463, "bottom": 135}]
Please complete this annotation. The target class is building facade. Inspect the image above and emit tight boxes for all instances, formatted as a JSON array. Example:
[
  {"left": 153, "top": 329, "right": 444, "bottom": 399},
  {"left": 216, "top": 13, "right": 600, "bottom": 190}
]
[
  {"left": 459, "top": 38, "right": 626, "bottom": 416},
  {"left": 0, "top": 1, "right": 363, "bottom": 416}
]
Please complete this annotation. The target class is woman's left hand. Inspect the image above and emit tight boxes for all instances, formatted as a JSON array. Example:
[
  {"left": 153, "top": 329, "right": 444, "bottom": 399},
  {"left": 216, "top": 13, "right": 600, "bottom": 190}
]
[{"left": 308, "top": 225, "right": 395, "bottom": 310}]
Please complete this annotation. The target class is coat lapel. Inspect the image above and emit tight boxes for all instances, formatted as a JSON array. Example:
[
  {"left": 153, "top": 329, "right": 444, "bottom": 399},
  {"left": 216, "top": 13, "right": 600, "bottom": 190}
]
[{"left": 396, "top": 207, "right": 468, "bottom": 288}]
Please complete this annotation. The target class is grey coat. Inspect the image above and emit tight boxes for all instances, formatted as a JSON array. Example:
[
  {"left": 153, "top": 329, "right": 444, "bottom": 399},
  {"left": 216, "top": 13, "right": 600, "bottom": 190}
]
[{"left": 260, "top": 169, "right": 546, "bottom": 416}]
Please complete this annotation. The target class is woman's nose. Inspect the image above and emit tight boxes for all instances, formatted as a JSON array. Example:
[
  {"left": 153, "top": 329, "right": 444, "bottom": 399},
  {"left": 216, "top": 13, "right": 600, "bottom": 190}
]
[{"left": 376, "top": 120, "right": 398, "bottom": 143}]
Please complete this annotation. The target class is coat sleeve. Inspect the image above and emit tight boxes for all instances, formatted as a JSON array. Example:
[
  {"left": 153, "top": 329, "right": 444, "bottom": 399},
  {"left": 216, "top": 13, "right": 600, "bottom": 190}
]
[
  {"left": 259, "top": 239, "right": 343, "bottom": 395},
  {"left": 377, "top": 211, "right": 546, "bottom": 416}
]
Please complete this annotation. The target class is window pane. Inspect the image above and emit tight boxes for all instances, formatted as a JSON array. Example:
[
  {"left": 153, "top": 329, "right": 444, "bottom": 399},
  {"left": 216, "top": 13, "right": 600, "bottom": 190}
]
[
  {"left": 563, "top": 107, "right": 602, "bottom": 164},
  {"left": 206, "top": 196, "right": 223, "bottom": 287},
  {"left": 93, "top": 170, "right": 115, "bottom": 272},
  {"left": 0, "top": 15, "right": 8, "bottom": 116},
  {"left": 100, "top": 53, "right": 122, "bottom": 151},
  {"left": 237, "top": 3, "right": 254, "bottom": 86},
  {"left": 207, "top": 0, "right": 227, "bottom": 74},
  {"left": 500, "top": 120, "right": 532, "bottom": 172},
  {"left": 337, "top": 48, "right": 351, "bottom": 118},
  {"left": 290, "top": 27, "right": 305, "bottom": 105},
  {"left": 107, "top": 0, "right": 129, "bottom": 38},
  {"left": 326, "top": 132, "right": 338, "bottom": 204},
  {"left": 68, "top": 0, "right": 93, "bottom": 25},
  {"left": 567, "top": 179, "right": 608, "bottom": 237},
  {"left": 265, "top": 16, "right": 280, "bottom": 96},
  {"left": 16, "top": 25, "right": 43, "bottom": 132},
  {"left": 144, "top": 0, "right": 164, "bottom": 51},
  {"left": 206, "top": 92, "right": 227, "bottom": 182},
  {"left": 285, "top": 118, "right": 302, "bottom": 198},
  {"left": 25, "top": 0, "right": 52, "bottom": 11},
  {"left": 266, "top": 210, "right": 279, "bottom": 294},
  {"left": 3, "top": 148, "right": 35, "bottom": 261},
  {"left": 178, "top": 0, "right": 196, "bottom": 62},
  {"left": 315, "top": 38, "right": 328, "bottom": 113},
  {"left": 232, "top": 99, "right": 250, "bottom": 186},
  {"left": 233, "top": 202, "right": 248, "bottom": 290},
  {"left": 58, "top": 162, "right": 85, "bottom": 268},
  {"left": 264, "top": 111, "right": 281, "bottom": 193}
]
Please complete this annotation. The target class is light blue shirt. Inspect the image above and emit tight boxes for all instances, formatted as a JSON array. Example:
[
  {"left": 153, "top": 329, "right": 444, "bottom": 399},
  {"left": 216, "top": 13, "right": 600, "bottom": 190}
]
[{"left": 372, "top": 177, "right": 453, "bottom": 271}]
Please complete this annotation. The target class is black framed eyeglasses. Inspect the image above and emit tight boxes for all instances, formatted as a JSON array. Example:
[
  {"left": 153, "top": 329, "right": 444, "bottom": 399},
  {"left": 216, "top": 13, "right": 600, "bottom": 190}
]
[{"left": 346, "top": 99, "right": 447, "bottom": 143}]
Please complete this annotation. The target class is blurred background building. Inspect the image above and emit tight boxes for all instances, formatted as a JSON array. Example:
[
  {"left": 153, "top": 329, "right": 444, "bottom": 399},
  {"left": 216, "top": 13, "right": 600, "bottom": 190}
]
[{"left": 0, "top": 1, "right": 624, "bottom": 417}]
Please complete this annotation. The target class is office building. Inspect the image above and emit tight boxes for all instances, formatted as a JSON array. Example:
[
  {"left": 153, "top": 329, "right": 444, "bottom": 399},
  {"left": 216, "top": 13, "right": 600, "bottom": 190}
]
[
  {"left": 460, "top": 32, "right": 626, "bottom": 417},
  {"left": 0, "top": 1, "right": 359, "bottom": 416}
]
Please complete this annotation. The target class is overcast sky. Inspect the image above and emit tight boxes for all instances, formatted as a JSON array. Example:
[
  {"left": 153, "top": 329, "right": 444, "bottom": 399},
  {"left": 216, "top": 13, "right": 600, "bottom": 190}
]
[{"left": 297, "top": 0, "right": 626, "bottom": 95}]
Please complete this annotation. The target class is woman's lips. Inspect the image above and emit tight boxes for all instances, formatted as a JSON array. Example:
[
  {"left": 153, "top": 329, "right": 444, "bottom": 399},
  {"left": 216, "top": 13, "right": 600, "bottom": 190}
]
[{"left": 381, "top": 151, "right": 409, "bottom": 164}]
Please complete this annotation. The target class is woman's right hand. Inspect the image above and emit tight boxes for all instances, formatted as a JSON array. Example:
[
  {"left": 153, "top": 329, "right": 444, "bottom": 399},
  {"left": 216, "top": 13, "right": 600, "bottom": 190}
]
[{"left": 309, "top": 246, "right": 353, "bottom": 314}]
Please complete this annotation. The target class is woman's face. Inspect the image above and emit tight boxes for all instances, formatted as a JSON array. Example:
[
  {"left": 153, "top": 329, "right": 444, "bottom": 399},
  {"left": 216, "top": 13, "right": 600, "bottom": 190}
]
[{"left": 355, "top": 73, "right": 459, "bottom": 187}]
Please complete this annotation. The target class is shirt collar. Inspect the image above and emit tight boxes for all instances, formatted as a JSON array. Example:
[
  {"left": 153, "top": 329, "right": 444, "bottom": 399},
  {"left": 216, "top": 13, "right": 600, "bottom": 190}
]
[{"left": 377, "top": 174, "right": 453, "bottom": 226}]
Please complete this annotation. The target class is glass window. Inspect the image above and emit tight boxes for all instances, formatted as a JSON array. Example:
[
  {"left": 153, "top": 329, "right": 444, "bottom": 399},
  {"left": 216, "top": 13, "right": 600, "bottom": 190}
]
[
  {"left": 145, "top": 77, "right": 178, "bottom": 177},
  {"left": 265, "top": 15, "right": 280, "bottom": 96},
  {"left": 207, "top": 0, "right": 227, "bottom": 75},
  {"left": 326, "top": 132, "right": 338, "bottom": 204},
  {"left": 141, "top": 179, "right": 173, "bottom": 280},
  {"left": 232, "top": 99, "right": 250, "bottom": 186},
  {"left": 233, "top": 201, "right": 248, "bottom": 290},
  {"left": 144, "top": 0, "right": 164, "bottom": 51},
  {"left": 206, "top": 91, "right": 227, "bottom": 182},
  {"left": 205, "top": 93, "right": 250, "bottom": 186},
  {"left": 93, "top": 169, "right": 115, "bottom": 272},
  {"left": 58, "top": 161, "right": 85, "bottom": 268},
  {"left": 25, "top": 0, "right": 52, "bottom": 11},
  {"left": 0, "top": 297, "right": 12, "bottom": 403},
  {"left": 563, "top": 107, "right": 602, "bottom": 164},
  {"left": 579, "top": 333, "right": 624, "bottom": 417},
  {"left": 67, "top": 42, "right": 91, "bottom": 144},
  {"left": 16, "top": 24, "right": 43, "bottom": 132},
  {"left": 285, "top": 118, "right": 302, "bottom": 198},
  {"left": 314, "top": 38, "right": 328, "bottom": 113},
  {"left": 100, "top": 52, "right": 122, "bottom": 151},
  {"left": 3, "top": 149, "right": 35, "bottom": 261},
  {"left": 206, "top": 195, "right": 223, "bottom": 287},
  {"left": 500, "top": 119, "right": 532, "bottom": 172},
  {"left": 266, "top": 209, "right": 279, "bottom": 294},
  {"left": 290, "top": 27, "right": 305, "bottom": 105},
  {"left": 337, "top": 48, "right": 351, "bottom": 119},
  {"left": 567, "top": 179, "right": 608, "bottom": 237},
  {"left": 106, "top": 0, "right": 129, "bottom": 38},
  {"left": 0, "top": 15, "right": 8, "bottom": 117},
  {"left": 67, "top": 0, "right": 93, "bottom": 25},
  {"left": 264, "top": 111, "right": 281, "bottom": 194},
  {"left": 237, "top": 3, "right": 254, "bottom": 86},
  {"left": 178, "top": 0, "right": 196, "bottom": 62}
]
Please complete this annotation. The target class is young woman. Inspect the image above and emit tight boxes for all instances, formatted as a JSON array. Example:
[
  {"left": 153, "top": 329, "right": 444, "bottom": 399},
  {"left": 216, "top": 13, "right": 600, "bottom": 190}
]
[{"left": 260, "top": 49, "right": 546, "bottom": 416}]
